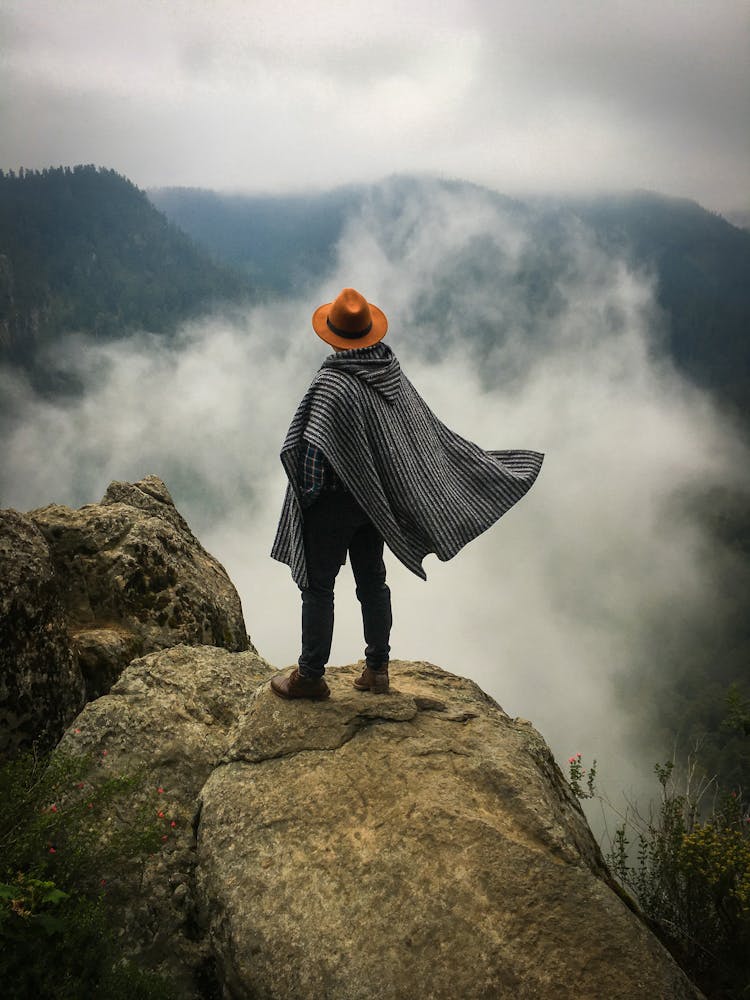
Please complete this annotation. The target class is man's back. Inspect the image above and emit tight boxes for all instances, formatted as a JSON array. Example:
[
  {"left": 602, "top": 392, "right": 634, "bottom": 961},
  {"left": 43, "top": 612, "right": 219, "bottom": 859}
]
[{"left": 269, "top": 288, "right": 542, "bottom": 702}]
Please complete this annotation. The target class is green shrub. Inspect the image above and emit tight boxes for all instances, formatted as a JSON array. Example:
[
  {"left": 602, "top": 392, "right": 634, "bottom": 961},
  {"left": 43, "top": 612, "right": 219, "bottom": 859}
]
[
  {"left": 567, "top": 751, "right": 597, "bottom": 799},
  {"left": 569, "top": 753, "right": 750, "bottom": 999},
  {"left": 0, "top": 743, "right": 177, "bottom": 999}
]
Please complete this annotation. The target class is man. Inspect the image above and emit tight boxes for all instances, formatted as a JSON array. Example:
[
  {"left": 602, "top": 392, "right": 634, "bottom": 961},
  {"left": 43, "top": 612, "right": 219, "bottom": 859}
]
[{"left": 270, "top": 288, "right": 543, "bottom": 701}]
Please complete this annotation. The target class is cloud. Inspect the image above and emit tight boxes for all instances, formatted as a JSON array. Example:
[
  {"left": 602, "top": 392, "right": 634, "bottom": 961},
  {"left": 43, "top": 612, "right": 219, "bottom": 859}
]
[
  {"left": 2, "top": 181, "right": 747, "bottom": 823},
  {"left": 1, "top": 0, "right": 747, "bottom": 208}
]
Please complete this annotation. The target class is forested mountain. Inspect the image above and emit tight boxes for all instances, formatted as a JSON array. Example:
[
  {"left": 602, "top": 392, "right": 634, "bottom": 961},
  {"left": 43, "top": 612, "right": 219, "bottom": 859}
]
[
  {"left": 565, "top": 192, "right": 750, "bottom": 409},
  {"left": 3, "top": 167, "right": 746, "bottom": 417},
  {"left": 149, "top": 184, "right": 362, "bottom": 294},
  {"left": 0, "top": 166, "right": 250, "bottom": 374},
  {"left": 151, "top": 180, "right": 750, "bottom": 419},
  {"left": 725, "top": 209, "right": 750, "bottom": 231}
]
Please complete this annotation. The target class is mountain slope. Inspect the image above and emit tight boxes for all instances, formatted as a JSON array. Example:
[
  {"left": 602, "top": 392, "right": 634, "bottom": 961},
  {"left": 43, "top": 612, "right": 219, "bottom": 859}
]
[
  {"left": 149, "top": 183, "right": 363, "bottom": 293},
  {"left": 0, "top": 165, "right": 250, "bottom": 370},
  {"left": 151, "top": 178, "right": 750, "bottom": 416},
  {"left": 565, "top": 191, "right": 750, "bottom": 407}
]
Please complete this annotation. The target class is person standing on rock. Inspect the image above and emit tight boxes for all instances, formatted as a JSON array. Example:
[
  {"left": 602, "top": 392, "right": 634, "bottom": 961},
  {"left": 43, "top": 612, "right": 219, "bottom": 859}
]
[{"left": 270, "top": 288, "right": 543, "bottom": 701}]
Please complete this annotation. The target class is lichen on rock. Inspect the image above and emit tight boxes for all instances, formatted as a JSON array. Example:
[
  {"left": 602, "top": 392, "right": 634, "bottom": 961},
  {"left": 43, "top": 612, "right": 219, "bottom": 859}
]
[
  {"left": 0, "top": 508, "right": 85, "bottom": 757},
  {"left": 31, "top": 474, "right": 250, "bottom": 662},
  {"left": 1, "top": 476, "right": 252, "bottom": 753}
]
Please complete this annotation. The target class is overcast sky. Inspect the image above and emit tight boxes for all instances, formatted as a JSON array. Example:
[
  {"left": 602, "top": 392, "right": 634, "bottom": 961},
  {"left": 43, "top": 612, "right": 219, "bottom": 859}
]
[{"left": 1, "top": 0, "right": 748, "bottom": 210}]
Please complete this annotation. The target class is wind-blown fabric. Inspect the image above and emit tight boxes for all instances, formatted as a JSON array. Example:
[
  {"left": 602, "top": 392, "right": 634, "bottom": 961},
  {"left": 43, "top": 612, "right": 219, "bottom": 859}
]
[{"left": 271, "top": 342, "right": 543, "bottom": 587}]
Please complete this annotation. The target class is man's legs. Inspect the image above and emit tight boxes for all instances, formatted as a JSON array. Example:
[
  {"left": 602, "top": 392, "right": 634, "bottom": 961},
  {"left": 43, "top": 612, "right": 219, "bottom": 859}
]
[
  {"left": 299, "top": 489, "right": 391, "bottom": 679},
  {"left": 349, "top": 520, "right": 392, "bottom": 669},
  {"left": 298, "top": 492, "right": 351, "bottom": 679}
]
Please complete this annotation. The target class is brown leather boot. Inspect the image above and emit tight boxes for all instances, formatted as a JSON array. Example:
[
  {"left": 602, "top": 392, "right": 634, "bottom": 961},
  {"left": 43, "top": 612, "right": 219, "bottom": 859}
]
[
  {"left": 353, "top": 664, "right": 390, "bottom": 694},
  {"left": 270, "top": 668, "right": 331, "bottom": 701}
]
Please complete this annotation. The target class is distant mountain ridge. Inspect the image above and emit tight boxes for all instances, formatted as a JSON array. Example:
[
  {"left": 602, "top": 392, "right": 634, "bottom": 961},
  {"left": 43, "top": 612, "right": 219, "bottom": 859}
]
[
  {"left": 724, "top": 209, "right": 750, "bottom": 231},
  {"left": 564, "top": 190, "right": 750, "bottom": 406},
  {"left": 1, "top": 166, "right": 747, "bottom": 418},
  {"left": 151, "top": 179, "right": 750, "bottom": 417},
  {"left": 149, "top": 183, "right": 363, "bottom": 294},
  {"left": 0, "top": 166, "right": 250, "bottom": 377}
]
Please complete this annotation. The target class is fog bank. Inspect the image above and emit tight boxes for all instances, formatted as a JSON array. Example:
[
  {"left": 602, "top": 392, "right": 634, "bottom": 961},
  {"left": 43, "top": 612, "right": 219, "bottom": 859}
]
[{"left": 2, "top": 184, "right": 747, "bottom": 815}]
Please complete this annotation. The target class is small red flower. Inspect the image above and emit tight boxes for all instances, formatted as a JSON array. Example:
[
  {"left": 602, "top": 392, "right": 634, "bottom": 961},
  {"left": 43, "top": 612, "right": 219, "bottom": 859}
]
[
  {"left": 157, "top": 811, "right": 165, "bottom": 819},
  {"left": 161, "top": 834, "right": 168, "bottom": 842},
  {"left": 49, "top": 804, "right": 58, "bottom": 813},
  {"left": 100, "top": 879, "right": 106, "bottom": 886},
  {"left": 49, "top": 847, "right": 56, "bottom": 854},
  {"left": 101, "top": 750, "right": 108, "bottom": 756},
  {"left": 157, "top": 787, "right": 164, "bottom": 794},
  {"left": 87, "top": 802, "right": 93, "bottom": 809},
  {"left": 170, "top": 820, "right": 176, "bottom": 828},
  {"left": 74, "top": 728, "right": 81, "bottom": 734}
]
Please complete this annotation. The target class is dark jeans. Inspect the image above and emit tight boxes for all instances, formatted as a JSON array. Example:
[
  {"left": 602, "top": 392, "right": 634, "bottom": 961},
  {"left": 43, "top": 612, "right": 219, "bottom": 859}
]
[{"left": 298, "top": 488, "right": 392, "bottom": 679}]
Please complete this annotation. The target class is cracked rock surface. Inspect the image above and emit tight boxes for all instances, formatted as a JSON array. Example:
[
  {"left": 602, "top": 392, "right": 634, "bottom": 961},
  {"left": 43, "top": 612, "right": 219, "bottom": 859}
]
[{"left": 60, "top": 646, "right": 702, "bottom": 998}]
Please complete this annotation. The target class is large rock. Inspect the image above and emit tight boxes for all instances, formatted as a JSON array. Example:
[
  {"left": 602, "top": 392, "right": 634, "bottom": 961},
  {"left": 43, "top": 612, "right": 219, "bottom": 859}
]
[
  {"left": 197, "top": 662, "right": 701, "bottom": 1000},
  {"left": 56, "top": 651, "right": 702, "bottom": 999},
  {"left": 0, "top": 509, "right": 84, "bottom": 757},
  {"left": 56, "top": 644, "right": 276, "bottom": 997},
  {"left": 1, "top": 476, "right": 251, "bottom": 752},
  {"left": 30, "top": 476, "right": 249, "bottom": 701}
]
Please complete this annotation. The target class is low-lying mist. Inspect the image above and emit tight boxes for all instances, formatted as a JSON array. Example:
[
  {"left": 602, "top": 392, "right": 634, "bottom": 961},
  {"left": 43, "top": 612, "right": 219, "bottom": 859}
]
[{"left": 2, "top": 181, "right": 747, "bottom": 821}]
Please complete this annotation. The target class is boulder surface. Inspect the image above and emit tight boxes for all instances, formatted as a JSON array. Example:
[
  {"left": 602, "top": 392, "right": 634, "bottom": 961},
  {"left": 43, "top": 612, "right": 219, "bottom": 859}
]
[
  {"left": 197, "top": 661, "right": 702, "bottom": 1000},
  {"left": 56, "top": 643, "right": 275, "bottom": 996},
  {"left": 0, "top": 509, "right": 84, "bottom": 757},
  {"left": 30, "top": 475, "right": 250, "bottom": 699},
  {"left": 57, "top": 650, "right": 703, "bottom": 999},
  {"left": 1, "top": 476, "right": 250, "bottom": 752}
]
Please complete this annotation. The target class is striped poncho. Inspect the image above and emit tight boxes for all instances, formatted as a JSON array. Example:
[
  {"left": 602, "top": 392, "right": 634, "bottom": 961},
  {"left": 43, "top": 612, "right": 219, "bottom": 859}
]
[{"left": 271, "top": 342, "right": 543, "bottom": 587}]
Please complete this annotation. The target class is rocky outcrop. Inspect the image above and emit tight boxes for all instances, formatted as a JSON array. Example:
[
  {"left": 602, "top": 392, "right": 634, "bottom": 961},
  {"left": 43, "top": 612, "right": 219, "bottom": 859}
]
[
  {"left": 57, "top": 644, "right": 275, "bottom": 996},
  {"left": 57, "top": 651, "right": 703, "bottom": 1000},
  {"left": 1, "top": 476, "right": 250, "bottom": 754},
  {"left": 0, "top": 509, "right": 84, "bottom": 757},
  {"left": 4, "top": 477, "right": 703, "bottom": 996},
  {"left": 31, "top": 474, "right": 250, "bottom": 682}
]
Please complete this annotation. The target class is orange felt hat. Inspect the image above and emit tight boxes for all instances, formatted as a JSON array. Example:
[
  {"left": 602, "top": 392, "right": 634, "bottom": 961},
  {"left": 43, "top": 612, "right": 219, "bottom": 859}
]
[{"left": 311, "top": 288, "right": 388, "bottom": 350}]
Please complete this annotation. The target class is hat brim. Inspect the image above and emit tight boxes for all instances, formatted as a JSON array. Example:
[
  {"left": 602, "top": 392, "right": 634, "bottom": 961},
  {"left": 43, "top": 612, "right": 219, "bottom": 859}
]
[{"left": 311, "top": 301, "right": 388, "bottom": 350}]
